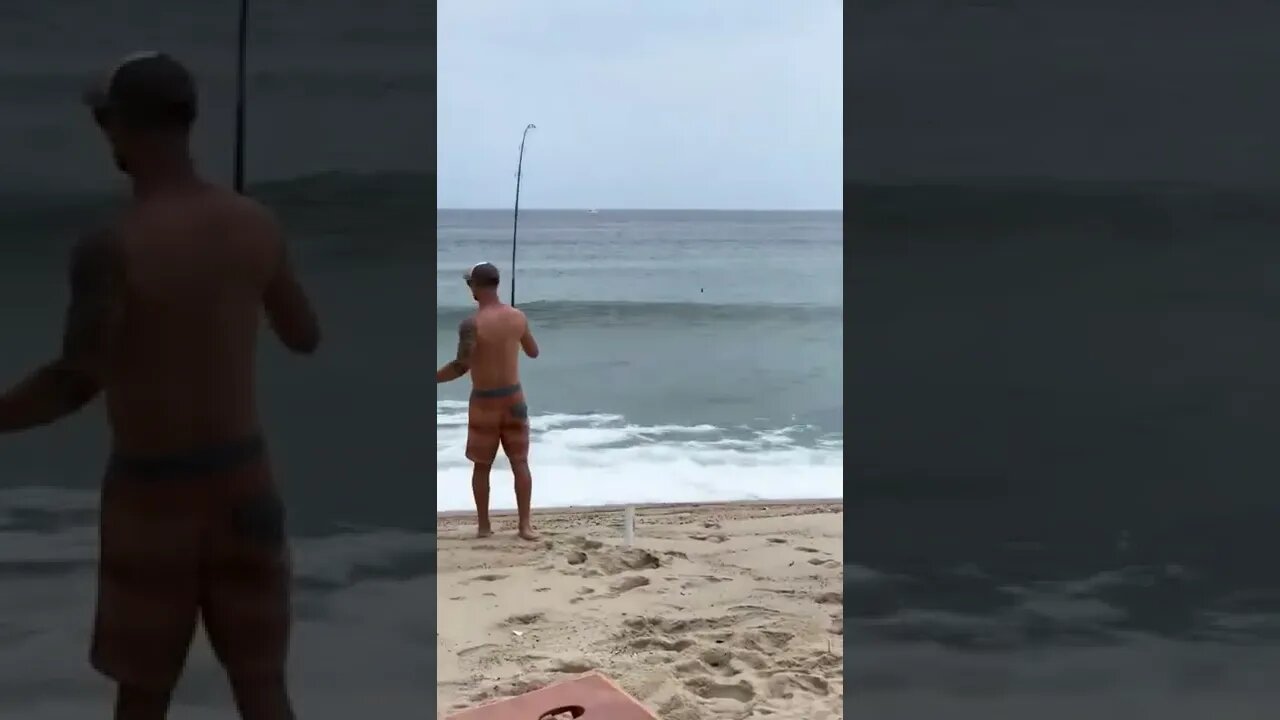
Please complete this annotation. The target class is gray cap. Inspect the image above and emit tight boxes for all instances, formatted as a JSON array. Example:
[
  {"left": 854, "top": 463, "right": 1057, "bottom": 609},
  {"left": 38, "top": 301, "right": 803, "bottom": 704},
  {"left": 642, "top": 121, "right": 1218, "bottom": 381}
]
[
  {"left": 464, "top": 262, "right": 501, "bottom": 286},
  {"left": 83, "top": 51, "right": 198, "bottom": 127}
]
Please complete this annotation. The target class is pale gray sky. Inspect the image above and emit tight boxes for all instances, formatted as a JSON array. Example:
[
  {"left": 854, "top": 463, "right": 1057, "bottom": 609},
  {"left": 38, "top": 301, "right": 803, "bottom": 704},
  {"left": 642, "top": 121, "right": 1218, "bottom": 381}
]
[{"left": 437, "top": 1, "right": 842, "bottom": 210}]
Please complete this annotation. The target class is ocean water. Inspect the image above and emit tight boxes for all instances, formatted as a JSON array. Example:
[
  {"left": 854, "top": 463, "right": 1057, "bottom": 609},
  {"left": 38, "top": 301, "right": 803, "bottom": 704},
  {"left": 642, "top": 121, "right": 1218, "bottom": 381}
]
[
  {"left": 849, "top": 181, "right": 1280, "bottom": 717},
  {"left": 0, "top": 3, "right": 436, "bottom": 717},
  {"left": 435, "top": 209, "right": 844, "bottom": 511}
]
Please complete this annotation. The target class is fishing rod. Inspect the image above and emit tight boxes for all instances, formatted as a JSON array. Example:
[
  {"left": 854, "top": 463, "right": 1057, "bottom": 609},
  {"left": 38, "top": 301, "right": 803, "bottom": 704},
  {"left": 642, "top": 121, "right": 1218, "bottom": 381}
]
[
  {"left": 510, "top": 123, "right": 536, "bottom": 306},
  {"left": 233, "top": 0, "right": 249, "bottom": 193}
]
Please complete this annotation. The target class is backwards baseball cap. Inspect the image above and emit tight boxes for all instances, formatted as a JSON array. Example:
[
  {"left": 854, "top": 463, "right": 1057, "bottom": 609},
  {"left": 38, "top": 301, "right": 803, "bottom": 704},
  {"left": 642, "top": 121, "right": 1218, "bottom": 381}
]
[
  {"left": 464, "top": 262, "right": 501, "bottom": 286},
  {"left": 83, "top": 51, "right": 198, "bottom": 128}
]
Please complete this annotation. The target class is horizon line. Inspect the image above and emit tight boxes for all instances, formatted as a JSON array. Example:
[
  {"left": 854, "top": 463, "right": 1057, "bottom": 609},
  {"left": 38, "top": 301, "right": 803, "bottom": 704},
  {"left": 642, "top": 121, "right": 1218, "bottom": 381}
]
[{"left": 438, "top": 207, "right": 844, "bottom": 212}]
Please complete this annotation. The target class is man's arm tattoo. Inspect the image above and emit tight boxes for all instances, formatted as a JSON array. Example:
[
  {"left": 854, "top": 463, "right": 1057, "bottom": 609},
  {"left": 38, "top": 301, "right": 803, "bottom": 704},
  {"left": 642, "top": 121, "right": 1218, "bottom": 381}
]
[
  {"left": 453, "top": 317, "right": 477, "bottom": 370},
  {"left": 435, "top": 317, "right": 476, "bottom": 383}
]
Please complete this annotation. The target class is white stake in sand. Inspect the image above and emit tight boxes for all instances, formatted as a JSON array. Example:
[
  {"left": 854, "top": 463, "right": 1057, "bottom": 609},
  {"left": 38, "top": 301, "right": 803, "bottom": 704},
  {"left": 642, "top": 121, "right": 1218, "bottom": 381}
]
[{"left": 623, "top": 506, "right": 636, "bottom": 546}]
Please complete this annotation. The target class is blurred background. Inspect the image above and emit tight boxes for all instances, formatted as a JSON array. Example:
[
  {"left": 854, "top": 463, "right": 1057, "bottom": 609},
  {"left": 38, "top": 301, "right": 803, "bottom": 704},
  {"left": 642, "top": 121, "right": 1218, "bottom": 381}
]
[{"left": 0, "top": 2, "right": 434, "bottom": 716}]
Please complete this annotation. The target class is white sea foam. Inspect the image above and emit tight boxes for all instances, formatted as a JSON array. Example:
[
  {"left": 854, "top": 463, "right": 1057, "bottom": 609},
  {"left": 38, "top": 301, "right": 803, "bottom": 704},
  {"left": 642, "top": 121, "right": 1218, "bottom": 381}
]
[{"left": 435, "top": 400, "right": 843, "bottom": 511}]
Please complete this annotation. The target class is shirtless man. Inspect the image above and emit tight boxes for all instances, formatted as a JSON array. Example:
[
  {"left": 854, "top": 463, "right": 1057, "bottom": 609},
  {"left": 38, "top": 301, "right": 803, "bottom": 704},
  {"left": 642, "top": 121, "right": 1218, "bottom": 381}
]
[
  {"left": 437, "top": 262, "right": 540, "bottom": 540},
  {"left": 0, "top": 53, "right": 318, "bottom": 720}
]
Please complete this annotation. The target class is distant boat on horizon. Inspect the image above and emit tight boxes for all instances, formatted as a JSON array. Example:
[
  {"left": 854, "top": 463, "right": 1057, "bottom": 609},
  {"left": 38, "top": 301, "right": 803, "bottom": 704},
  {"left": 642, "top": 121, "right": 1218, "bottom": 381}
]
[{"left": 587, "top": 208, "right": 598, "bottom": 214}]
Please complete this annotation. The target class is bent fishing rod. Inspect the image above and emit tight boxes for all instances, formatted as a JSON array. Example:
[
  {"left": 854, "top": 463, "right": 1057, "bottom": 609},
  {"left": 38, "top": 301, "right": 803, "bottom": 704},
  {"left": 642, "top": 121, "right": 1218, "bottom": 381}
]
[
  {"left": 233, "top": 0, "right": 249, "bottom": 193},
  {"left": 510, "top": 123, "right": 535, "bottom": 306}
]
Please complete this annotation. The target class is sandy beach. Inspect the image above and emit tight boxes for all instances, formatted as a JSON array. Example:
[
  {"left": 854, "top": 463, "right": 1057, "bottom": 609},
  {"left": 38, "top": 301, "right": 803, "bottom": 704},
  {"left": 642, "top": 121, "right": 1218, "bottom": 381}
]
[{"left": 436, "top": 501, "right": 844, "bottom": 719}]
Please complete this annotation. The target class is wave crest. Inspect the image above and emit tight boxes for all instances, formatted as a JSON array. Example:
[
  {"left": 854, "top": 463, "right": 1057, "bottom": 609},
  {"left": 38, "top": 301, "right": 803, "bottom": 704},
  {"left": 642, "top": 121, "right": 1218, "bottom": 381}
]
[{"left": 436, "top": 299, "right": 842, "bottom": 327}]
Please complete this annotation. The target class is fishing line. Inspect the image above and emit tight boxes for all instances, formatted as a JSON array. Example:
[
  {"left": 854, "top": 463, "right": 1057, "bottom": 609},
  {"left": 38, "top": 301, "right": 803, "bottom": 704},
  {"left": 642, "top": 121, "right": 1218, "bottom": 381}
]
[{"left": 233, "top": 0, "right": 249, "bottom": 193}]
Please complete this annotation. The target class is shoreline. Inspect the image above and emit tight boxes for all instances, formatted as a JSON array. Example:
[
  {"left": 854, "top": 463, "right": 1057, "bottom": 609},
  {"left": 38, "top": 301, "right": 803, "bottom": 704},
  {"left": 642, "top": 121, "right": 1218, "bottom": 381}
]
[{"left": 436, "top": 496, "right": 843, "bottom": 518}]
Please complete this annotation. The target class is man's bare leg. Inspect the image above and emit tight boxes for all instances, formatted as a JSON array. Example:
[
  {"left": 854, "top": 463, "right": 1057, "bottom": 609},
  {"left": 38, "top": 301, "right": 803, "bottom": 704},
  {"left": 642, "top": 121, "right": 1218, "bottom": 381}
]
[
  {"left": 230, "top": 674, "right": 296, "bottom": 720},
  {"left": 114, "top": 685, "right": 171, "bottom": 720},
  {"left": 511, "top": 459, "right": 539, "bottom": 540},
  {"left": 472, "top": 463, "right": 493, "bottom": 537}
]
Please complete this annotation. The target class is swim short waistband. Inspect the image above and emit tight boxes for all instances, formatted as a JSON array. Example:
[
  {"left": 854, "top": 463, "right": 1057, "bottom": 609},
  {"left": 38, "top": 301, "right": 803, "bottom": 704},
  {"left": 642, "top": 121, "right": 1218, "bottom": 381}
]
[
  {"left": 108, "top": 435, "right": 266, "bottom": 478},
  {"left": 471, "top": 383, "right": 522, "bottom": 399}
]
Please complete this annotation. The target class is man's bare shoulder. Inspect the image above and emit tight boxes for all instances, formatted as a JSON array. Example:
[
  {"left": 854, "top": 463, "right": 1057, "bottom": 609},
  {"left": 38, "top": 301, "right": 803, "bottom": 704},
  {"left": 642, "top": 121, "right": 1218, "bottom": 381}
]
[
  {"left": 509, "top": 306, "right": 530, "bottom": 329},
  {"left": 188, "top": 190, "right": 283, "bottom": 273},
  {"left": 214, "top": 189, "right": 279, "bottom": 234}
]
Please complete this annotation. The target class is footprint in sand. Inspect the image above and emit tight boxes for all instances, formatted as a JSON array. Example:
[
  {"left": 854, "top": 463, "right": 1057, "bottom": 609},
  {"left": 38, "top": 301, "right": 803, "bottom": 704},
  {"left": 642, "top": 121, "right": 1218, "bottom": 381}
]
[
  {"left": 615, "top": 549, "right": 661, "bottom": 571},
  {"left": 689, "top": 533, "right": 728, "bottom": 543},
  {"left": 679, "top": 575, "right": 732, "bottom": 590},
  {"left": 457, "top": 642, "right": 501, "bottom": 657},
  {"left": 766, "top": 537, "right": 788, "bottom": 544},
  {"left": 734, "top": 649, "right": 770, "bottom": 671},
  {"left": 620, "top": 613, "right": 792, "bottom": 657},
  {"left": 619, "top": 611, "right": 841, "bottom": 713},
  {"left": 698, "top": 647, "right": 738, "bottom": 676},
  {"left": 726, "top": 604, "right": 780, "bottom": 615},
  {"left": 814, "top": 591, "right": 842, "bottom": 605},
  {"left": 795, "top": 546, "right": 820, "bottom": 554},
  {"left": 737, "top": 628, "right": 796, "bottom": 654},
  {"left": 504, "top": 612, "right": 545, "bottom": 626},
  {"left": 767, "top": 672, "right": 831, "bottom": 699},
  {"left": 807, "top": 557, "right": 840, "bottom": 568},
  {"left": 609, "top": 575, "right": 651, "bottom": 594},
  {"left": 674, "top": 653, "right": 739, "bottom": 680},
  {"left": 622, "top": 615, "right": 739, "bottom": 635},
  {"left": 630, "top": 636, "right": 695, "bottom": 652},
  {"left": 563, "top": 546, "right": 661, "bottom": 578},
  {"left": 563, "top": 536, "right": 604, "bottom": 550},
  {"left": 464, "top": 573, "right": 508, "bottom": 584},
  {"left": 550, "top": 657, "right": 597, "bottom": 673},
  {"left": 683, "top": 676, "right": 756, "bottom": 702}
]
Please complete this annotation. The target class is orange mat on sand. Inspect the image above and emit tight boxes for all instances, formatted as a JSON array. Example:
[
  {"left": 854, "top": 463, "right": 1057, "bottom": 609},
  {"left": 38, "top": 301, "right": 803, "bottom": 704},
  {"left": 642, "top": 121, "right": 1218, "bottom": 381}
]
[{"left": 445, "top": 671, "right": 658, "bottom": 720}]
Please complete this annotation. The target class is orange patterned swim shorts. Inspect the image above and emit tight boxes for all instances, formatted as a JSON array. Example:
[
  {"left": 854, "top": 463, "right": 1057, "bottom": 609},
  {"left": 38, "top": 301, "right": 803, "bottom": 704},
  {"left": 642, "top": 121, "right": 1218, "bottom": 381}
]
[
  {"left": 91, "top": 436, "right": 290, "bottom": 690},
  {"left": 466, "top": 383, "right": 530, "bottom": 464}
]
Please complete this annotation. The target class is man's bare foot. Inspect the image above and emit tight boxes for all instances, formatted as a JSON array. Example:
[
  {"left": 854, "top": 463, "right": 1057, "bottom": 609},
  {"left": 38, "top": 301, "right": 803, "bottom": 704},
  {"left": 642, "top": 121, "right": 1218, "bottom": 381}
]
[
  {"left": 477, "top": 524, "right": 493, "bottom": 538},
  {"left": 517, "top": 525, "right": 540, "bottom": 541}
]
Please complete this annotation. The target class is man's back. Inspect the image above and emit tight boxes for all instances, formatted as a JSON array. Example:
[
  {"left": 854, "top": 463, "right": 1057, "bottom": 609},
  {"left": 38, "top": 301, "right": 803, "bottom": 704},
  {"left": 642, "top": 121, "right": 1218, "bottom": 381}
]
[
  {"left": 468, "top": 304, "right": 532, "bottom": 390},
  {"left": 106, "top": 185, "right": 317, "bottom": 454}
]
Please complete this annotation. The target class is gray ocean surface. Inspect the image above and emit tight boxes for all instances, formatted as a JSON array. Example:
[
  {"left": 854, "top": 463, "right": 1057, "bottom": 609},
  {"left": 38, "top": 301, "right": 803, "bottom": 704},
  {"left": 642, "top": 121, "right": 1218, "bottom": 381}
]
[
  {"left": 0, "top": 2, "right": 434, "bottom": 717},
  {"left": 849, "top": 181, "right": 1280, "bottom": 718},
  {"left": 435, "top": 209, "right": 844, "bottom": 511}
]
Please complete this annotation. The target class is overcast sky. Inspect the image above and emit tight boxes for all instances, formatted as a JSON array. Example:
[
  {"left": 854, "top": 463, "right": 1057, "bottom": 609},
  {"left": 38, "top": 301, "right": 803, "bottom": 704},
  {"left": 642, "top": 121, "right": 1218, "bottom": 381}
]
[
  {"left": 852, "top": 2, "right": 1280, "bottom": 188},
  {"left": 437, "top": 1, "right": 842, "bottom": 210}
]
